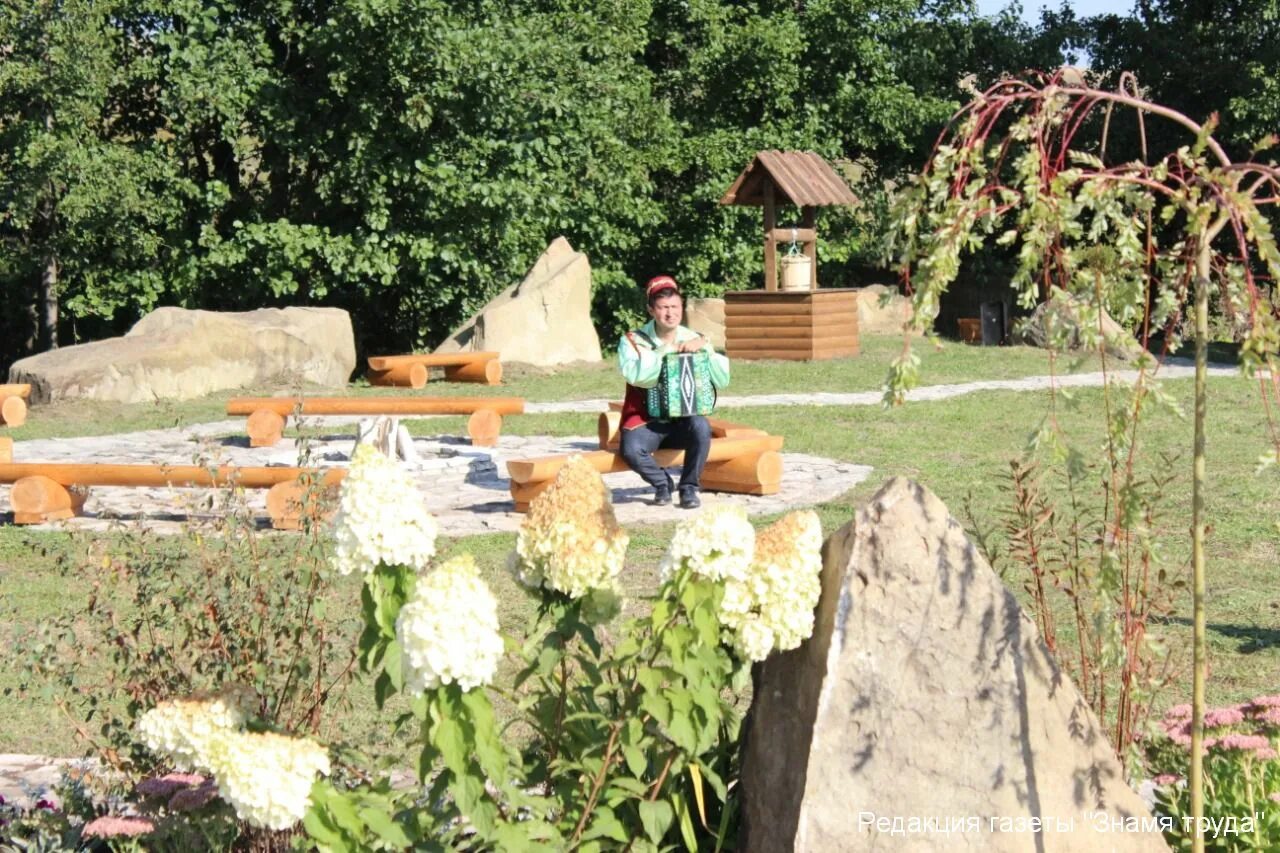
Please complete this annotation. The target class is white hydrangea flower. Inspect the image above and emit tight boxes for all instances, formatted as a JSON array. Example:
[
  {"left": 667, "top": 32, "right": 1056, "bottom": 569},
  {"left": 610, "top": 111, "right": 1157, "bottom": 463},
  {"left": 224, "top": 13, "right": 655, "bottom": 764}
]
[
  {"left": 396, "top": 554, "right": 505, "bottom": 693},
  {"left": 204, "top": 730, "right": 330, "bottom": 831},
  {"left": 136, "top": 689, "right": 255, "bottom": 771},
  {"left": 658, "top": 502, "right": 755, "bottom": 582},
  {"left": 511, "top": 457, "right": 629, "bottom": 599},
  {"left": 736, "top": 617, "right": 776, "bottom": 663},
  {"left": 718, "top": 511, "right": 823, "bottom": 662},
  {"left": 332, "top": 444, "right": 438, "bottom": 576}
]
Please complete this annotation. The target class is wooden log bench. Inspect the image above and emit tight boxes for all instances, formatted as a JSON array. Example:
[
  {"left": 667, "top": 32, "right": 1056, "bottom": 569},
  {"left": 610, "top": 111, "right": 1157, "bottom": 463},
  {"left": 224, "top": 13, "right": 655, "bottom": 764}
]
[
  {"left": 597, "top": 404, "right": 770, "bottom": 449},
  {"left": 506, "top": 433, "right": 784, "bottom": 512},
  {"left": 0, "top": 384, "right": 31, "bottom": 427},
  {"left": 0, "top": 462, "right": 346, "bottom": 529},
  {"left": 226, "top": 396, "right": 525, "bottom": 448},
  {"left": 367, "top": 352, "right": 502, "bottom": 388}
]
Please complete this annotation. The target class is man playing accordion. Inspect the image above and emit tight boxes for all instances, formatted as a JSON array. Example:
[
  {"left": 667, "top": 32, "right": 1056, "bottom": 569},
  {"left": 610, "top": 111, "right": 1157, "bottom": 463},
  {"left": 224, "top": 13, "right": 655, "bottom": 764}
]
[{"left": 616, "top": 275, "right": 730, "bottom": 509}]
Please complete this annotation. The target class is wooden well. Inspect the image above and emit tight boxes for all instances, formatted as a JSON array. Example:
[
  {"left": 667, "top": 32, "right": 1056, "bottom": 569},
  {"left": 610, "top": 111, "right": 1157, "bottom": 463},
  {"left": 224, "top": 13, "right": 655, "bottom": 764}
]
[
  {"left": 724, "top": 289, "right": 860, "bottom": 361},
  {"left": 719, "top": 151, "right": 860, "bottom": 360}
]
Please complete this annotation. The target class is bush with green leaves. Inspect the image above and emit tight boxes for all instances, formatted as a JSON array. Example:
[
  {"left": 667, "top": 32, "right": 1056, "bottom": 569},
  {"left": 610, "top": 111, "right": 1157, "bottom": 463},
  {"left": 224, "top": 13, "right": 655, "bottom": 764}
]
[
  {"left": 12, "top": 479, "right": 359, "bottom": 776},
  {"left": 302, "top": 450, "right": 825, "bottom": 851}
]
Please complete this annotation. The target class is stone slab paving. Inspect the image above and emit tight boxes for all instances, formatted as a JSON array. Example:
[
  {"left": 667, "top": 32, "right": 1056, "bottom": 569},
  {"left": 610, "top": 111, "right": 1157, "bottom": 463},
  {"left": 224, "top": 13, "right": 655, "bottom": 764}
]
[{"left": 0, "top": 427, "right": 871, "bottom": 536}]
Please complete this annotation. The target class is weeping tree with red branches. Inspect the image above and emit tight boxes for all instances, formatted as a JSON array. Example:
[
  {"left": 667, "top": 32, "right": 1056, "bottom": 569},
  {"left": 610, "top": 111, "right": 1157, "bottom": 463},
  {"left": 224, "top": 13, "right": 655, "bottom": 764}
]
[{"left": 885, "top": 69, "right": 1280, "bottom": 850}]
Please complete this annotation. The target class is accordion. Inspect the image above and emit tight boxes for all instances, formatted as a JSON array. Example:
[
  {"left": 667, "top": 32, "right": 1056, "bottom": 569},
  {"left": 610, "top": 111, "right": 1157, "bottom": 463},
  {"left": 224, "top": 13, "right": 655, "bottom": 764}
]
[{"left": 647, "top": 351, "right": 716, "bottom": 419}]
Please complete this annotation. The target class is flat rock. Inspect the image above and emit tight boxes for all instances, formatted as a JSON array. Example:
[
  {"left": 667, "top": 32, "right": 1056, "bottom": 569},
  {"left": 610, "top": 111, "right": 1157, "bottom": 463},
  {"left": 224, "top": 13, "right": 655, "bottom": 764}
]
[
  {"left": 8, "top": 307, "right": 356, "bottom": 403},
  {"left": 436, "top": 237, "right": 602, "bottom": 366},
  {"left": 740, "top": 477, "right": 1167, "bottom": 852}
]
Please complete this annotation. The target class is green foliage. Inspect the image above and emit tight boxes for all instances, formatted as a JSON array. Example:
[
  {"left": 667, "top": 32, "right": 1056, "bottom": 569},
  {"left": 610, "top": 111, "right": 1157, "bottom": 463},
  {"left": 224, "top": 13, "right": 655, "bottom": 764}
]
[
  {"left": 309, "top": 556, "right": 749, "bottom": 851},
  {"left": 1086, "top": 0, "right": 1280, "bottom": 156},
  {"left": 1, "top": 0, "right": 1077, "bottom": 372}
]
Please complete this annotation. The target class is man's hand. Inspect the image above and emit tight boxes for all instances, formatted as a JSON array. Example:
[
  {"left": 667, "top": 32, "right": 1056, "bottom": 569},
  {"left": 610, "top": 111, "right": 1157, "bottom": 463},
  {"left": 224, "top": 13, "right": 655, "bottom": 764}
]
[{"left": 676, "top": 336, "right": 707, "bottom": 353}]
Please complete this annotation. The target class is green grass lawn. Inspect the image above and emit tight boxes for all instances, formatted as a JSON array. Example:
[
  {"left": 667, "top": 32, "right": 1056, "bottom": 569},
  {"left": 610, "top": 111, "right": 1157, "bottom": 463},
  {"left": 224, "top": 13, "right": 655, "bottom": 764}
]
[
  {"left": 3, "top": 335, "right": 1107, "bottom": 442},
  {"left": 1, "top": 339, "right": 1275, "bottom": 762}
]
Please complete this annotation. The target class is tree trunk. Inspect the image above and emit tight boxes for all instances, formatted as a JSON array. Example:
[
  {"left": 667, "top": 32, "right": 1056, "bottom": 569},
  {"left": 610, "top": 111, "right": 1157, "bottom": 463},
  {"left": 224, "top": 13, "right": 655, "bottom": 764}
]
[
  {"left": 41, "top": 251, "right": 59, "bottom": 350},
  {"left": 1189, "top": 243, "right": 1210, "bottom": 853}
]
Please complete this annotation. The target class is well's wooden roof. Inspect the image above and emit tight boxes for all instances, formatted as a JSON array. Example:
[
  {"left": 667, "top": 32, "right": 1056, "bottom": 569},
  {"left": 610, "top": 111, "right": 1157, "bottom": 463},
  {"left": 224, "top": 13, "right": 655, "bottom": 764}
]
[{"left": 719, "top": 150, "right": 858, "bottom": 207}]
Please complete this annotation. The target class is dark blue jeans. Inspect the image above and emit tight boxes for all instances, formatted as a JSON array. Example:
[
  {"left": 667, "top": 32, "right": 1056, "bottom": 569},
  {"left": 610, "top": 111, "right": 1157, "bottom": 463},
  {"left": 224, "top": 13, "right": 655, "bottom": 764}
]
[{"left": 619, "top": 416, "right": 713, "bottom": 494}]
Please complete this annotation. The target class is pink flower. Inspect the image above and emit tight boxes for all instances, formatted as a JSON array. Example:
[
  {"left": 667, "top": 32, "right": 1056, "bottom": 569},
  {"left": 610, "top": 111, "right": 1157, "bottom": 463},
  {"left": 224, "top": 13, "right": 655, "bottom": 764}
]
[
  {"left": 1254, "top": 747, "right": 1278, "bottom": 760},
  {"left": 82, "top": 816, "right": 155, "bottom": 839},
  {"left": 1204, "top": 707, "right": 1246, "bottom": 728},
  {"left": 1249, "top": 695, "right": 1280, "bottom": 709},
  {"left": 1164, "top": 720, "right": 1193, "bottom": 746},
  {"left": 1270, "top": 792, "right": 1280, "bottom": 804},
  {"left": 1211, "top": 734, "right": 1272, "bottom": 752},
  {"left": 1153, "top": 774, "right": 1182, "bottom": 786},
  {"left": 168, "top": 782, "right": 219, "bottom": 813},
  {"left": 136, "top": 773, "right": 206, "bottom": 799},
  {"left": 1164, "top": 704, "right": 1193, "bottom": 722}
]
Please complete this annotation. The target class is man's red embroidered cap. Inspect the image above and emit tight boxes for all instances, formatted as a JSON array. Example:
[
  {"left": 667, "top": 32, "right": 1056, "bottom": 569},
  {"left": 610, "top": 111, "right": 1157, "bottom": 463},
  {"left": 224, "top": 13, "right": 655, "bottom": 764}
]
[{"left": 646, "top": 275, "right": 679, "bottom": 297}]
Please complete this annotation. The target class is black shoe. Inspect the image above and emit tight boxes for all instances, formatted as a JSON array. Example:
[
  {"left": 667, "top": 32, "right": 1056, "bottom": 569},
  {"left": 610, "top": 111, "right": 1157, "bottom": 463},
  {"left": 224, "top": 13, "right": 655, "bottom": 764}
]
[
  {"left": 678, "top": 489, "right": 701, "bottom": 510},
  {"left": 653, "top": 487, "right": 672, "bottom": 506}
]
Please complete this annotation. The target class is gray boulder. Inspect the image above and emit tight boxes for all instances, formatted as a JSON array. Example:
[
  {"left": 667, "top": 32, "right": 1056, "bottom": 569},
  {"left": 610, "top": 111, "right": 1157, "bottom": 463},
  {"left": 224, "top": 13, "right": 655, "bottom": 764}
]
[
  {"left": 1014, "top": 291, "right": 1145, "bottom": 361},
  {"left": 9, "top": 307, "right": 355, "bottom": 403},
  {"left": 436, "top": 237, "right": 602, "bottom": 366},
  {"left": 740, "top": 477, "right": 1167, "bottom": 852}
]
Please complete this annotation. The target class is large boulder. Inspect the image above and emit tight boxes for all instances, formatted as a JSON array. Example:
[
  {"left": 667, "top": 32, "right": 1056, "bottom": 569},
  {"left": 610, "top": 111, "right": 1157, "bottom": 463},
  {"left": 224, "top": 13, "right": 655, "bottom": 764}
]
[
  {"left": 853, "top": 284, "right": 912, "bottom": 335},
  {"left": 684, "top": 297, "right": 725, "bottom": 350},
  {"left": 9, "top": 307, "right": 355, "bottom": 403},
  {"left": 436, "top": 237, "right": 602, "bottom": 366},
  {"left": 1014, "top": 291, "right": 1145, "bottom": 361},
  {"left": 740, "top": 477, "right": 1167, "bottom": 852}
]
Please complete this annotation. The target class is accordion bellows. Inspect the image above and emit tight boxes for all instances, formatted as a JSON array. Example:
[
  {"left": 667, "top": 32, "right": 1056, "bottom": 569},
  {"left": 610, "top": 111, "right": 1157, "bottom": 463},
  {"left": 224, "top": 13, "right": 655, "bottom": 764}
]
[{"left": 647, "top": 351, "right": 716, "bottom": 418}]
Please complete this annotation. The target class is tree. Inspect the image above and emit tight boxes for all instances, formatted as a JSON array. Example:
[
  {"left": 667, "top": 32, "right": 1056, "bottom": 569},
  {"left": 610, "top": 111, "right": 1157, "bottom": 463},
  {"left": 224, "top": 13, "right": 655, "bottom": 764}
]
[
  {"left": 888, "top": 69, "right": 1280, "bottom": 849},
  {"left": 0, "top": 0, "right": 188, "bottom": 354},
  {"left": 1087, "top": 0, "right": 1280, "bottom": 155}
]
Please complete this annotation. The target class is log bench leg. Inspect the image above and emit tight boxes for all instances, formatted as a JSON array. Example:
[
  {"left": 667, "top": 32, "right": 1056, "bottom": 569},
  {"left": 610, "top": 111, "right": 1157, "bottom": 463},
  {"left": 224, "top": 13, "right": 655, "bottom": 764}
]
[
  {"left": 444, "top": 359, "right": 502, "bottom": 385},
  {"left": 265, "top": 480, "right": 340, "bottom": 531},
  {"left": 0, "top": 395, "right": 27, "bottom": 427},
  {"left": 508, "top": 449, "right": 785, "bottom": 512},
  {"left": 701, "top": 450, "right": 783, "bottom": 495},
  {"left": 247, "top": 409, "right": 286, "bottom": 447},
  {"left": 11, "top": 476, "right": 88, "bottom": 524},
  {"left": 367, "top": 363, "right": 429, "bottom": 389},
  {"left": 467, "top": 408, "right": 502, "bottom": 447},
  {"left": 0, "top": 436, "right": 11, "bottom": 464}
]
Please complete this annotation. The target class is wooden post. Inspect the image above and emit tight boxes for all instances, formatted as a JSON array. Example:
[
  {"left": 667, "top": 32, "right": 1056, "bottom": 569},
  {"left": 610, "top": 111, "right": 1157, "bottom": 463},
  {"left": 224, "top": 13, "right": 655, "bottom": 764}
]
[
  {"left": 0, "top": 395, "right": 27, "bottom": 427},
  {"left": 466, "top": 408, "right": 502, "bottom": 447},
  {"left": 11, "top": 475, "right": 88, "bottom": 524},
  {"left": 266, "top": 480, "right": 339, "bottom": 531},
  {"left": 802, "top": 206, "right": 818, "bottom": 289},
  {"left": 0, "top": 437, "right": 12, "bottom": 463},
  {"left": 598, "top": 411, "right": 622, "bottom": 449},
  {"left": 763, "top": 179, "right": 778, "bottom": 291},
  {"left": 247, "top": 409, "right": 287, "bottom": 447},
  {"left": 444, "top": 359, "right": 502, "bottom": 385},
  {"left": 367, "top": 363, "right": 429, "bottom": 388},
  {"left": 700, "top": 450, "right": 783, "bottom": 492}
]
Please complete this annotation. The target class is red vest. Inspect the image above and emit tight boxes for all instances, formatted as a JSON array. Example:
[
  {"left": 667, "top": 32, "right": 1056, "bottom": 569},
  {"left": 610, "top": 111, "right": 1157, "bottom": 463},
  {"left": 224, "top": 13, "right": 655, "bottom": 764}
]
[{"left": 621, "top": 382, "right": 649, "bottom": 430}]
